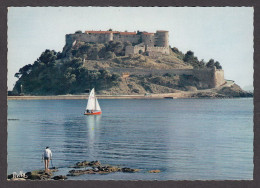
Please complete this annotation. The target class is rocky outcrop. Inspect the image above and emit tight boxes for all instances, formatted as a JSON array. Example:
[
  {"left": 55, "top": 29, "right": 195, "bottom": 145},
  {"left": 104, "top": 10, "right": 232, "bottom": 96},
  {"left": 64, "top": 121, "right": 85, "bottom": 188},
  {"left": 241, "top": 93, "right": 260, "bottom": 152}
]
[
  {"left": 25, "top": 170, "right": 50, "bottom": 180},
  {"left": 190, "top": 92, "right": 226, "bottom": 98},
  {"left": 7, "top": 168, "right": 60, "bottom": 181},
  {"left": 217, "top": 84, "right": 253, "bottom": 97},
  {"left": 68, "top": 161, "right": 139, "bottom": 176},
  {"left": 7, "top": 160, "right": 142, "bottom": 180},
  {"left": 73, "top": 160, "right": 101, "bottom": 168},
  {"left": 121, "top": 167, "right": 140, "bottom": 173},
  {"left": 184, "top": 83, "right": 253, "bottom": 99}
]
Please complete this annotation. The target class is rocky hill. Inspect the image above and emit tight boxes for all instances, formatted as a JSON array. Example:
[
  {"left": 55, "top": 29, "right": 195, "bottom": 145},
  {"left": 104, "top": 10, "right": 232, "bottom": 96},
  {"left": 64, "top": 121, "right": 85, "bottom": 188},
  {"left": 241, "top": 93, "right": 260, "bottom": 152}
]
[
  {"left": 10, "top": 40, "right": 252, "bottom": 98},
  {"left": 64, "top": 40, "right": 192, "bottom": 70}
]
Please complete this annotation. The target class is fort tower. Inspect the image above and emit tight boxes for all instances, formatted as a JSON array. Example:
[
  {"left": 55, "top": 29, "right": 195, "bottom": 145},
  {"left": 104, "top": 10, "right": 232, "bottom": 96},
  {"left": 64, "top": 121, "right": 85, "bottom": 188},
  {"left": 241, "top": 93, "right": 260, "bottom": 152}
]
[{"left": 64, "top": 30, "right": 171, "bottom": 56}]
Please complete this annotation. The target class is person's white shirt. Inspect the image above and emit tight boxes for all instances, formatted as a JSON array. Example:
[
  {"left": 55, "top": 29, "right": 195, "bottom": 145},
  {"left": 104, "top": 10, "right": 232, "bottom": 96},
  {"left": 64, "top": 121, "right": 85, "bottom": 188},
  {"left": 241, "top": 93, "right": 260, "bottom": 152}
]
[{"left": 43, "top": 148, "right": 52, "bottom": 159}]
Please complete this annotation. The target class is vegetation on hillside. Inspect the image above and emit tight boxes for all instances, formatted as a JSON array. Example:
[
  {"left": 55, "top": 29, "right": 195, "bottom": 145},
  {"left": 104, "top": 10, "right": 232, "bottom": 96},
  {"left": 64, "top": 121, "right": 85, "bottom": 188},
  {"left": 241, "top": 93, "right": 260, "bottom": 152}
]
[
  {"left": 171, "top": 47, "right": 222, "bottom": 69},
  {"left": 11, "top": 42, "right": 223, "bottom": 95},
  {"left": 12, "top": 50, "right": 121, "bottom": 95},
  {"left": 68, "top": 41, "right": 222, "bottom": 70},
  {"left": 67, "top": 41, "right": 131, "bottom": 60}
]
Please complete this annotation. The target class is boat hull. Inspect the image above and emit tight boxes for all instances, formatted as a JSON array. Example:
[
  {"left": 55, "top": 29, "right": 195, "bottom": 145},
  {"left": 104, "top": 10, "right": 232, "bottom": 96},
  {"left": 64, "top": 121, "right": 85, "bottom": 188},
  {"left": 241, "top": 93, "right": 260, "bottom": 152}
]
[{"left": 84, "top": 111, "right": 102, "bottom": 115}]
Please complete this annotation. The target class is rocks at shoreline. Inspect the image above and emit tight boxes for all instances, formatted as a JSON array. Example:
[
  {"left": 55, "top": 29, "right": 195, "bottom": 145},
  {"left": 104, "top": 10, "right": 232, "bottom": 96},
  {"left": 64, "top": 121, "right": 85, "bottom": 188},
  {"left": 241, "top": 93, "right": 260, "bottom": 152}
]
[
  {"left": 68, "top": 161, "right": 140, "bottom": 176},
  {"left": 7, "top": 168, "right": 60, "bottom": 181},
  {"left": 188, "top": 84, "right": 253, "bottom": 99},
  {"left": 73, "top": 160, "right": 101, "bottom": 168},
  {"left": 121, "top": 167, "right": 140, "bottom": 173},
  {"left": 190, "top": 92, "right": 226, "bottom": 98},
  {"left": 217, "top": 84, "right": 253, "bottom": 98},
  {"left": 7, "top": 160, "right": 143, "bottom": 180}
]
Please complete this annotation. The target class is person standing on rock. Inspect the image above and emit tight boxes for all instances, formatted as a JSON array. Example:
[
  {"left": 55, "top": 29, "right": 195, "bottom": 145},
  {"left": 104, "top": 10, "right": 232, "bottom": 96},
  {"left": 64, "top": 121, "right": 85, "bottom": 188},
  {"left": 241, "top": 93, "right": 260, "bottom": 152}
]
[{"left": 42, "top": 146, "right": 52, "bottom": 172}]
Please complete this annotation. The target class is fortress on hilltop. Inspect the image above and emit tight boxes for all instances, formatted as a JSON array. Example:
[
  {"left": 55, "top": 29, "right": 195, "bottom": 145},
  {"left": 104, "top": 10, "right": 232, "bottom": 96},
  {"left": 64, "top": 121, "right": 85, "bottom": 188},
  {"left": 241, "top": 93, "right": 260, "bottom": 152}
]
[
  {"left": 64, "top": 30, "right": 170, "bottom": 56},
  {"left": 62, "top": 29, "right": 226, "bottom": 89},
  {"left": 12, "top": 29, "right": 251, "bottom": 97}
]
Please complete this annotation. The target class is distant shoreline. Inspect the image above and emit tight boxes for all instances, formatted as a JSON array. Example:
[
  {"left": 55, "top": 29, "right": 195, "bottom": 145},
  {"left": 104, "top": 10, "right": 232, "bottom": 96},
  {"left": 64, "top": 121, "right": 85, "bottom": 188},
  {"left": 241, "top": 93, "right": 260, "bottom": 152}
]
[
  {"left": 7, "top": 92, "right": 253, "bottom": 100},
  {"left": 7, "top": 94, "right": 176, "bottom": 100},
  {"left": 7, "top": 81, "right": 252, "bottom": 100}
]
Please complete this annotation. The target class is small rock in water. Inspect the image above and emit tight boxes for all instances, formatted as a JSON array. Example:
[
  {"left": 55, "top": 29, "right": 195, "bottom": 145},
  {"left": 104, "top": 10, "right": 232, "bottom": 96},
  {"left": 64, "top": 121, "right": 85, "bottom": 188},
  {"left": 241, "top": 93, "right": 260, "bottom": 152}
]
[
  {"left": 148, "top": 170, "right": 161, "bottom": 173},
  {"left": 121, "top": 167, "right": 139, "bottom": 173},
  {"left": 89, "top": 160, "right": 101, "bottom": 166},
  {"left": 74, "top": 160, "right": 101, "bottom": 168}
]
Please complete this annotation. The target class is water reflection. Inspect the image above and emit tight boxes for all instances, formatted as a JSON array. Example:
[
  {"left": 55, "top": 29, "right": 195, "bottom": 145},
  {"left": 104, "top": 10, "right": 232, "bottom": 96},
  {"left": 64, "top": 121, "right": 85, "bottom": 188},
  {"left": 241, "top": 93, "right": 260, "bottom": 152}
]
[{"left": 85, "top": 115, "right": 101, "bottom": 160}]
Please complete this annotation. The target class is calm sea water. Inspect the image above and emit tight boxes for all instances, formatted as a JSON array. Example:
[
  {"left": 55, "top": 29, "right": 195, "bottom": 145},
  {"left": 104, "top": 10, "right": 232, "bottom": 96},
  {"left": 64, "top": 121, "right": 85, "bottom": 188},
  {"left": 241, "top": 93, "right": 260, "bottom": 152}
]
[{"left": 7, "top": 98, "right": 253, "bottom": 180}]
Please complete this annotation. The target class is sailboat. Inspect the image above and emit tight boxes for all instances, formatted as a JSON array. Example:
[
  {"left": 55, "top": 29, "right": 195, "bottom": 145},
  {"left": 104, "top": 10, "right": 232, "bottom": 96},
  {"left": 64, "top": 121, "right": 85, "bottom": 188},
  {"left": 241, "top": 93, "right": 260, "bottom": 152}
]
[{"left": 84, "top": 88, "right": 102, "bottom": 115}]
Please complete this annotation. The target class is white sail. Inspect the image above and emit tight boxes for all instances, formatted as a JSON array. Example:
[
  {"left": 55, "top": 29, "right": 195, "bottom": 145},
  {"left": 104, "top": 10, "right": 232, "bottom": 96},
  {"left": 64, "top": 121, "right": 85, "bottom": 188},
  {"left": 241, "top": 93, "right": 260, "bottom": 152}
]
[
  {"left": 86, "top": 88, "right": 101, "bottom": 112},
  {"left": 95, "top": 98, "right": 101, "bottom": 111},
  {"left": 86, "top": 88, "right": 96, "bottom": 110}
]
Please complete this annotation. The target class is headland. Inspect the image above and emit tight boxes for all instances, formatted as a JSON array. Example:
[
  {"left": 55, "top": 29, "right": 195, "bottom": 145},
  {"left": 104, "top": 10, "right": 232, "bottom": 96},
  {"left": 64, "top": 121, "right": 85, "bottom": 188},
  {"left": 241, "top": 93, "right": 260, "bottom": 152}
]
[{"left": 9, "top": 29, "right": 251, "bottom": 97}]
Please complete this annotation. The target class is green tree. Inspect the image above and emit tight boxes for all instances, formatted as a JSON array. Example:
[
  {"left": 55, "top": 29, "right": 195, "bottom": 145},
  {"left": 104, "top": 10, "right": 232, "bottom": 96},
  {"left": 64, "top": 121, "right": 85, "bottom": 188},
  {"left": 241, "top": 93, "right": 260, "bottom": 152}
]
[
  {"left": 39, "top": 49, "right": 57, "bottom": 65},
  {"left": 75, "top": 30, "right": 82, "bottom": 34},
  {"left": 183, "top": 51, "right": 195, "bottom": 62},
  {"left": 206, "top": 59, "right": 215, "bottom": 68},
  {"left": 195, "top": 59, "right": 206, "bottom": 69},
  {"left": 14, "top": 64, "right": 33, "bottom": 78},
  {"left": 214, "top": 61, "right": 222, "bottom": 69},
  {"left": 183, "top": 51, "right": 203, "bottom": 68}
]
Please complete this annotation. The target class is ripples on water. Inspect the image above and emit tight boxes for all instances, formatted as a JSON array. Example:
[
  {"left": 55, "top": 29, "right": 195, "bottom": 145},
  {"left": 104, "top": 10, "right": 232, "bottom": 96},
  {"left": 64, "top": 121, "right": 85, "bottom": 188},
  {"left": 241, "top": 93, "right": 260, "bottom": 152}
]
[{"left": 7, "top": 99, "right": 253, "bottom": 180}]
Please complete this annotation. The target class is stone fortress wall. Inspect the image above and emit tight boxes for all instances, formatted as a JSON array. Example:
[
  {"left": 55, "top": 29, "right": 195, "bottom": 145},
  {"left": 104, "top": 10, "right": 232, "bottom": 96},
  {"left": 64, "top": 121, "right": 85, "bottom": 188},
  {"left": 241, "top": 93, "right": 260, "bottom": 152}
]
[
  {"left": 146, "top": 46, "right": 170, "bottom": 55},
  {"left": 213, "top": 69, "right": 226, "bottom": 88},
  {"left": 192, "top": 68, "right": 225, "bottom": 88},
  {"left": 104, "top": 67, "right": 225, "bottom": 89},
  {"left": 65, "top": 30, "right": 170, "bottom": 56},
  {"left": 64, "top": 30, "right": 225, "bottom": 89},
  {"left": 125, "top": 45, "right": 146, "bottom": 55}
]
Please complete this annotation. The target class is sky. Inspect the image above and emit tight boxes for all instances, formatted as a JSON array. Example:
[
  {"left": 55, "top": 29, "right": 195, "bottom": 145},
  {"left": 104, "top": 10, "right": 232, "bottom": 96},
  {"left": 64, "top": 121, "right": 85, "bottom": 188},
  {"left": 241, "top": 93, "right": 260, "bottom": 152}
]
[{"left": 7, "top": 7, "right": 254, "bottom": 90}]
